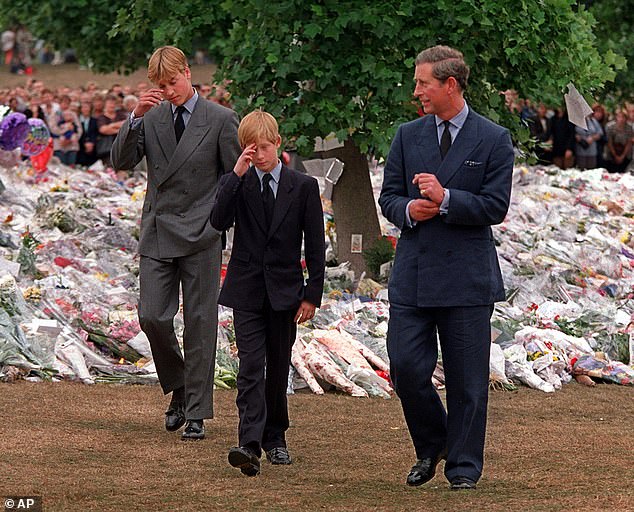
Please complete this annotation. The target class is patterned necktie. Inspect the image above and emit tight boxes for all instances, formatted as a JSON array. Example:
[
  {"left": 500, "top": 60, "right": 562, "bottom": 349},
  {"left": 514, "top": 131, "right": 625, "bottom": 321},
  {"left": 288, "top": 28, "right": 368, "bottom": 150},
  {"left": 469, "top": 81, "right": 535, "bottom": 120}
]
[
  {"left": 174, "top": 106, "right": 186, "bottom": 143},
  {"left": 440, "top": 120, "right": 452, "bottom": 159},
  {"left": 261, "top": 173, "right": 275, "bottom": 229}
]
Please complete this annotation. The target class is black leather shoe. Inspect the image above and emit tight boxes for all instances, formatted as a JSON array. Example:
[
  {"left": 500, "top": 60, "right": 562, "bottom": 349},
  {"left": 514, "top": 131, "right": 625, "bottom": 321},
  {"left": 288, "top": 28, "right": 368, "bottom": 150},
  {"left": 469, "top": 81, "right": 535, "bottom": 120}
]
[
  {"left": 265, "top": 447, "right": 292, "bottom": 465},
  {"left": 164, "top": 401, "right": 186, "bottom": 432},
  {"left": 406, "top": 448, "right": 448, "bottom": 487},
  {"left": 450, "top": 476, "right": 477, "bottom": 490},
  {"left": 228, "top": 446, "right": 261, "bottom": 476},
  {"left": 181, "top": 420, "right": 205, "bottom": 440}
]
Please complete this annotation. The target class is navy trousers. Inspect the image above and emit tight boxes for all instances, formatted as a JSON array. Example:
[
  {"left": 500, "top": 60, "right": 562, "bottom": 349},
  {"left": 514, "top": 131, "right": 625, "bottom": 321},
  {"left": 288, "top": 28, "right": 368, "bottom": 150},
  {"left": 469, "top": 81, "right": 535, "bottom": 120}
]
[
  {"left": 387, "top": 302, "right": 493, "bottom": 482},
  {"left": 233, "top": 298, "right": 296, "bottom": 457}
]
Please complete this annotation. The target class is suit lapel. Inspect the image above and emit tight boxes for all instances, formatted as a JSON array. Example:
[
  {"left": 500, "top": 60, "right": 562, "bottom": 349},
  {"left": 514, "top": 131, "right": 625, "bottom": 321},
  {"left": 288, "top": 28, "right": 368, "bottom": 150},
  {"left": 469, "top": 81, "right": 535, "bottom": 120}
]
[
  {"left": 244, "top": 168, "right": 269, "bottom": 236},
  {"left": 415, "top": 117, "right": 442, "bottom": 175},
  {"left": 268, "top": 165, "right": 294, "bottom": 237},
  {"left": 152, "top": 102, "right": 176, "bottom": 166},
  {"left": 435, "top": 112, "right": 481, "bottom": 186},
  {"left": 158, "top": 97, "right": 212, "bottom": 187}
]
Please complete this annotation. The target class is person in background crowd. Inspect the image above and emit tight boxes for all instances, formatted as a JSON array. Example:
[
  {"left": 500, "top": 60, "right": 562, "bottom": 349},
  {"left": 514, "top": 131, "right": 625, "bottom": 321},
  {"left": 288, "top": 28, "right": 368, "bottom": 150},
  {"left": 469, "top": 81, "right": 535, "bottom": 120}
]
[
  {"left": 39, "top": 88, "right": 59, "bottom": 126},
  {"left": 605, "top": 108, "right": 633, "bottom": 173},
  {"left": 550, "top": 107, "right": 575, "bottom": 170},
  {"left": 136, "top": 82, "right": 149, "bottom": 95},
  {"left": 96, "top": 94, "right": 126, "bottom": 166},
  {"left": 77, "top": 99, "right": 99, "bottom": 167},
  {"left": 198, "top": 83, "right": 212, "bottom": 99},
  {"left": 24, "top": 95, "right": 47, "bottom": 123},
  {"left": 574, "top": 112, "right": 603, "bottom": 170},
  {"left": 110, "top": 83, "right": 124, "bottom": 99},
  {"left": 50, "top": 108, "right": 82, "bottom": 166},
  {"left": 91, "top": 93, "right": 105, "bottom": 119},
  {"left": 528, "top": 103, "right": 553, "bottom": 164},
  {"left": 2, "top": 27, "right": 15, "bottom": 66},
  {"left": 591, "top": 103, "right": 609, "bottom": 169}
]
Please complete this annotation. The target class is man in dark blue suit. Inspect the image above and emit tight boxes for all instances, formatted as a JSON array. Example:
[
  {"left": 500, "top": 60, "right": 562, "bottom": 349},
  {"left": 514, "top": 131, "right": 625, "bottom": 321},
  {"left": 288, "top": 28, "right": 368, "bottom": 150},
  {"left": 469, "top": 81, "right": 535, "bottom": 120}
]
[{"left": 379, "top": 46, "right": 513, "bottom": 491}]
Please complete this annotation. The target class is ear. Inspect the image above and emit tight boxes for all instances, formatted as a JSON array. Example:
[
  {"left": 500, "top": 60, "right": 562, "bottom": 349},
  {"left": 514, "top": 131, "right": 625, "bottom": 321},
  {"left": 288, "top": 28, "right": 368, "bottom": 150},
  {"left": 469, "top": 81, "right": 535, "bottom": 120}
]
[
  {"left": 275, "top": 135, "right": 282, "bottom": 148},
  {"left": 184, "top": 66, "right": 191, "bottom": 80},
  {"left": 446, "top": 76, "right": 458, "bottom": 95}
]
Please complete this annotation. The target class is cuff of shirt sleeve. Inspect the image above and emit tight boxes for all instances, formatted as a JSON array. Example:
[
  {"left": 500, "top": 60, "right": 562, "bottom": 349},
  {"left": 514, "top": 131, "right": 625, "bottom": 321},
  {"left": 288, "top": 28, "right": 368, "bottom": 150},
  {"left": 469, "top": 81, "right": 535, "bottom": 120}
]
[
  {"left": 129, "top": 112, "right": 142, "bottom": 129},
  {"left": 405, "top": 200, "right": 417, "bottom": 227},
  {"left": 439, "top": 188, "right": 450, "bottom": 215}
]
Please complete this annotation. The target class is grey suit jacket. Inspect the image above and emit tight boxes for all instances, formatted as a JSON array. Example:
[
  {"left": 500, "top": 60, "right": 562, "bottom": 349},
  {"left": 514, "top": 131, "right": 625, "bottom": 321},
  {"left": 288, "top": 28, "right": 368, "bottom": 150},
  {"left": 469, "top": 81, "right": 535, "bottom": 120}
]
[{"left": 111, "top": 98, "right": 240, "bottom": 259}]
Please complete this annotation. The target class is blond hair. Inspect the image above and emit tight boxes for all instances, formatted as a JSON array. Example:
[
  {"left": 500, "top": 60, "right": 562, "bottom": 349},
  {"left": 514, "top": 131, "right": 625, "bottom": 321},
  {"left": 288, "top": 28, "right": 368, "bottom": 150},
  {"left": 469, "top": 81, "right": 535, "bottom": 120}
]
[
  {"left": 147, "top": 46, "right": 188, "bottom": 84},
  {"left": 238, "top": 110, "right": 280, "bottom": 147}
]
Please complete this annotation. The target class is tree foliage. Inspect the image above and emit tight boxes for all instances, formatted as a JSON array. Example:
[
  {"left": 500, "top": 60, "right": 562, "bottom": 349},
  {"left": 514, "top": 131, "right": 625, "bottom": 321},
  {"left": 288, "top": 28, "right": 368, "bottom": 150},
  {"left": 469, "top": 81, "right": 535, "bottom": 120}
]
[
  {"left": 1, "top": 0, "right": 623, "bottom": 151},
  {"left": 218, "top": 0, "right": 622, "bottom": 157},
  {"left": 0, "top": 0, "right": 231, "bottom": 73},
  {"left": 588, "top": 0, "right": 634, "bottom": 103}
]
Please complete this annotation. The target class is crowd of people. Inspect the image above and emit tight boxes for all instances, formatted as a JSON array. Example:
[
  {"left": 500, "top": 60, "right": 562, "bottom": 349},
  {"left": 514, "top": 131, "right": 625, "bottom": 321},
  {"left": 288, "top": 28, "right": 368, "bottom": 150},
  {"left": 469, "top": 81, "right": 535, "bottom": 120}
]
[
  {"left": 504, "top": 90, "right": 634, "bottom": 173},
  {"left": 0, "top": 77, "right": 231, "bottom": 176}
]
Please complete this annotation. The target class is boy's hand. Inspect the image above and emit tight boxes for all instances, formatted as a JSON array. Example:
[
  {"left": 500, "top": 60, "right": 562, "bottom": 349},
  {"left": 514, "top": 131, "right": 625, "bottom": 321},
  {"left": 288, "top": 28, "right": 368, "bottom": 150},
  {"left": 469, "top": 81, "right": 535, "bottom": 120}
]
[
  {"left": 294, "top": 300, "right": 316, "bottom": 324},
  {"left": 233, "top": 143, "right": 257, "bottom": 177},
  {"left": 133, "top": 88, "right": 163, "bottom": 118}
]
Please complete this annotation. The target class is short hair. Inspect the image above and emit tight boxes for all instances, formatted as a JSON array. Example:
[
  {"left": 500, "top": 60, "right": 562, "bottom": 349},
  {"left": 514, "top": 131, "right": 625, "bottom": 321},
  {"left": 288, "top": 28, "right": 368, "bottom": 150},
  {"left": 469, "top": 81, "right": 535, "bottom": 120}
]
[
  {"left": 148, "top": 46, "right": 188, "bottom": 84},
  {"left": 415, "top": 45, "right": 470, "bottom": 91},
  {"left": 123, "top": 95, "right": 138, "bottom": 108},
  {"left": 238, "top": 110, "right": 280, "bottom": 147}
]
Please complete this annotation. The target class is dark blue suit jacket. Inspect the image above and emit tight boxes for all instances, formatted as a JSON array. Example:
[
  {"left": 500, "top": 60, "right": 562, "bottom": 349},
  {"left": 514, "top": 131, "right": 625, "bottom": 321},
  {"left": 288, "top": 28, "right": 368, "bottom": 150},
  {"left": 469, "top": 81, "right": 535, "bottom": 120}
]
[
  {"left": 379, "top": 109, "right": 514, "bottom": 307},
  {"left": 211, "top": 165, "right": 325, "bottom": 312}
]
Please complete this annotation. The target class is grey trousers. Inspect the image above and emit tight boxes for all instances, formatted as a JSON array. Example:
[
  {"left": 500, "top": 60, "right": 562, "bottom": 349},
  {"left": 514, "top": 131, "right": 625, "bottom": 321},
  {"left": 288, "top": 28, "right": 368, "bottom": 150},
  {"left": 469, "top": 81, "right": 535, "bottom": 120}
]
[{"left": 138, "top": 245, "right": 221, "bottom": 419}]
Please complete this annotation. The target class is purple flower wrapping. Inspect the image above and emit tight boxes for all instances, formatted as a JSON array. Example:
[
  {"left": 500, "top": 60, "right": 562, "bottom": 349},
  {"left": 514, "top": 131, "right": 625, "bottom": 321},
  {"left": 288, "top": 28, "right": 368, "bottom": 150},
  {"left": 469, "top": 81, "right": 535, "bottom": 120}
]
[{"left": 0, "top": 112, "right": 30, "bottom": 151}]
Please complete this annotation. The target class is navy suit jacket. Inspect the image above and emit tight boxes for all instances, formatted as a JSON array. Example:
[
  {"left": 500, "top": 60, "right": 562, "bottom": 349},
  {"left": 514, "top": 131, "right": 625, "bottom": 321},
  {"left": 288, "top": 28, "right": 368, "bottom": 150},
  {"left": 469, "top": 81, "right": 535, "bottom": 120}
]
[
  {"left": 211, "top": 165, "right": 325, "bottom": 312},
  {"left": 379, "top": 109, "right": 514, "bottom": 307}
]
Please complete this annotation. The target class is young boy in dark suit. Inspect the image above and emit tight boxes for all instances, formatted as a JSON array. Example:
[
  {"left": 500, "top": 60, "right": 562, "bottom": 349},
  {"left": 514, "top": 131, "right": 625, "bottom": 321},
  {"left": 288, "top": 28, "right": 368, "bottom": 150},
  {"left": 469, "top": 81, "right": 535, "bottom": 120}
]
[{"left": 211, "top": 110, "right": 325, "bottom": 477}]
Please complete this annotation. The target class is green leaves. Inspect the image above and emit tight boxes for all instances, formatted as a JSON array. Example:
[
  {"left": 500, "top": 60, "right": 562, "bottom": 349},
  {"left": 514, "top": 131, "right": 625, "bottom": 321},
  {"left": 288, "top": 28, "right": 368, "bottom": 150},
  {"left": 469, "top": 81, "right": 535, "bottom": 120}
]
[{"left": 2, "top": 0, "right": 624, "bottom": 158}]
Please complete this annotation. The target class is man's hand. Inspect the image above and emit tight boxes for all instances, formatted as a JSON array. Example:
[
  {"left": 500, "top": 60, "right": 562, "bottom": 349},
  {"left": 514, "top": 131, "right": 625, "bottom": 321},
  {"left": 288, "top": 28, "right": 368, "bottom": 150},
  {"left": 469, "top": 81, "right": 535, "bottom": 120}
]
[
  {"left": 233, "top": 143, "right": 256, "bottom": 177},
  {"left": 294, "top": 300, "right": 316, "bottom": 324},
  {"left": 133, "top": 88, "right": 163, "bottom": 118},
  {"left": 413, "top": 173, "right": 444, "bottom": 204},
  {"left": 408, "top": 199, "right": 440, "bottom": 222}
]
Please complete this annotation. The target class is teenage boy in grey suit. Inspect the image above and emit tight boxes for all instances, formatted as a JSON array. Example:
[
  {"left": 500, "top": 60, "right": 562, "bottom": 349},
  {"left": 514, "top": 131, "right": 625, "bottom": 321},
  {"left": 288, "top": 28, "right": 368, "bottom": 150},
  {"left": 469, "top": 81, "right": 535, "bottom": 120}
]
[{"left": 111, "top": 46, "right": 240, "bottom": 440}]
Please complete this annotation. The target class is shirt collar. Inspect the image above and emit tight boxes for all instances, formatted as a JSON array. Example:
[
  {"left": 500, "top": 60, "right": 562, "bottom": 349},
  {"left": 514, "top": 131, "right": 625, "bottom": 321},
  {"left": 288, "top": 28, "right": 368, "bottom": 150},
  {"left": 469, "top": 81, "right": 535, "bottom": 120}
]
[
  {"left": 435, "top": 101, "right": 469, "bottom": 130},
  {"left": 255, "top": 160, "right": 282, "bottom": 183},
  {"left": 171, "top": 89, "right": 198, "bottom": 115}
]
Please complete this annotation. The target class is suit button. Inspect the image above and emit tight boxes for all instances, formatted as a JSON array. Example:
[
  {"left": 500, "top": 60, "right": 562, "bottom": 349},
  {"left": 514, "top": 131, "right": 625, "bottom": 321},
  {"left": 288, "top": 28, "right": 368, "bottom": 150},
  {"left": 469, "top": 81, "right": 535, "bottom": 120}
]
[
  {"left": 180, "top": 213, "right": 185, "bottom": 217},
  {"left": 265, "top": 265, "right": 270, "bottom": 271},
  {"left": 183, "top": 190, "right": 188, "bottom": 195}
]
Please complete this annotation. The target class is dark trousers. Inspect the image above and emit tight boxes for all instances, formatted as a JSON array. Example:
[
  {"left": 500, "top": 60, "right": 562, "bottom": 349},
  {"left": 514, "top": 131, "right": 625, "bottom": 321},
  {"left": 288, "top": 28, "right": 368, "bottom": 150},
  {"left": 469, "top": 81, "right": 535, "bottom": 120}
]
[
  {"left": 387, "top": 303, "right": 493, "bottom": 482},
  {"left": 233, "top": 299, "right": 296, "bottom": 457},
  {"left": 138, "top": 246, "right": 220, "bottom": 419}
]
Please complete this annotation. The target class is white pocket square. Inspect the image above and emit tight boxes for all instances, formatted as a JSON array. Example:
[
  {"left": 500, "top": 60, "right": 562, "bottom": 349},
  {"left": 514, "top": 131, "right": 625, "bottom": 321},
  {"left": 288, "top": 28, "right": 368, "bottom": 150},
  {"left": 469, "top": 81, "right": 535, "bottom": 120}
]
[{"left": 464, "top": 160, "right": 483, "bottom": 167}]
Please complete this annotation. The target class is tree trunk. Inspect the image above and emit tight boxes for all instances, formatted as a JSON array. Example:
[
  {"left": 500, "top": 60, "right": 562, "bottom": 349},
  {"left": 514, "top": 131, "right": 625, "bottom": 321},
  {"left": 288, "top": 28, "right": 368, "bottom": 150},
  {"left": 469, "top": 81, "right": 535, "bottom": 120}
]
[{"left": 319, "top": 139, "right": 381, "bottom": 278}]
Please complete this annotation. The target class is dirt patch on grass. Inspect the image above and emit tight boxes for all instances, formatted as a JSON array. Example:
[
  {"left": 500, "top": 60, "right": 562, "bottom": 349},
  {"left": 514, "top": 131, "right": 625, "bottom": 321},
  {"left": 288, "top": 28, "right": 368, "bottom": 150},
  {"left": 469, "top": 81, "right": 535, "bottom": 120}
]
[{"left": 1, "top": 381, "right": 632, "bottom": 511}]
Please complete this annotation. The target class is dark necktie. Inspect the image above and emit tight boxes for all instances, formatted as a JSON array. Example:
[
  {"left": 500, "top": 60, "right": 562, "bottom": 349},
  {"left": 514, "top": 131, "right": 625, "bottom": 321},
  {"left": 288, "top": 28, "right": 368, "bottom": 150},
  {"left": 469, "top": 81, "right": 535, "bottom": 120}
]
[
  {"left": 261, "top": 173, "right": 275, "bottom": 229},
  {"left": 440, "top": 120, "right": 452, "bottom": 159},
  {"left": 174, "top": 105, "right": 186, "bottom": 143}
]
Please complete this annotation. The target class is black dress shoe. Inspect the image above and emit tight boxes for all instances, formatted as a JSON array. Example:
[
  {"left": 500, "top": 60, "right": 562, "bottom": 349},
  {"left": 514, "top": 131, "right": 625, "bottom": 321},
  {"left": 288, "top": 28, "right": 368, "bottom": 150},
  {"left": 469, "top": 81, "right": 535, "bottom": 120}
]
[
  {"left": 406, "top": 448, "right": 448, "bottom": 487},
  {"left": 450, "top": 476, "right": 477, "bottom": 490},
  {"left": 265, "top": 447, "right": 292, "bottom": 465},
  {"left": 181, "top": 420, "right": 205, "bottom": 440},
  {"left": 164, "top": 402, "right": 186, "bottom": 432},
  {"left": 228, "top": 446, "right": 261, "bottom": 476}
]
